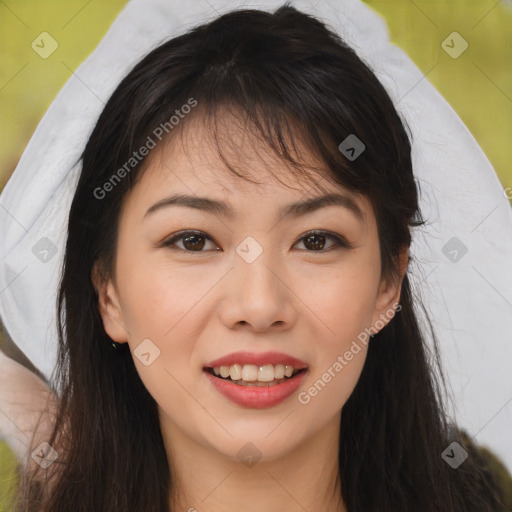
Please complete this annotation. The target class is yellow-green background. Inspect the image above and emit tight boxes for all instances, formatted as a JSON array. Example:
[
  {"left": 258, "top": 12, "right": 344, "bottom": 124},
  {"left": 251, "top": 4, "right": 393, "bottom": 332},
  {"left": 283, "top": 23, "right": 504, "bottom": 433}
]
[{"left": 1, "top": 1, "right": 511, "bottom": 509}]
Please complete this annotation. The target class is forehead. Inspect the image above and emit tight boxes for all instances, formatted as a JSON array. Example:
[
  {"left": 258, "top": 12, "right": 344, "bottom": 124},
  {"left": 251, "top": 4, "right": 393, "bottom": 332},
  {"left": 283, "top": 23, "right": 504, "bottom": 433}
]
[{"left": 133, "top": 108, "right": 363, "bottom": 207}]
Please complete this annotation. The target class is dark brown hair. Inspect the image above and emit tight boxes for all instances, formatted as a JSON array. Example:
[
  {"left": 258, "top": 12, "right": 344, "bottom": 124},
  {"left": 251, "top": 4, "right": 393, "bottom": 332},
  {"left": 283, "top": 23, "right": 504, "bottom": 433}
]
[{"left": 15, "top": 3, "right": 504, "bottom": 511}]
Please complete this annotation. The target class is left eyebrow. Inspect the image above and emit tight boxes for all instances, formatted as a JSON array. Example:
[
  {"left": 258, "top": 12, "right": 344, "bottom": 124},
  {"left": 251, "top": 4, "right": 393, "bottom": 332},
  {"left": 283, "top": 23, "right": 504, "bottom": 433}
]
[
  {"left": 144, "top": 192, "right": 364, "bottom": 223},
  {"left": 280, "top": 192, "right": 365, "bottom": 223}
]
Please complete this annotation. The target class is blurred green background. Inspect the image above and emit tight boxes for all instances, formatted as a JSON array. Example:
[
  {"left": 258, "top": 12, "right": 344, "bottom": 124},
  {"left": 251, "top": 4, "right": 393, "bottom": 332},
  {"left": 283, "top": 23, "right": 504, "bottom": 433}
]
[{"left": 0, "top": 0, "right": 511, "bottom": 509}]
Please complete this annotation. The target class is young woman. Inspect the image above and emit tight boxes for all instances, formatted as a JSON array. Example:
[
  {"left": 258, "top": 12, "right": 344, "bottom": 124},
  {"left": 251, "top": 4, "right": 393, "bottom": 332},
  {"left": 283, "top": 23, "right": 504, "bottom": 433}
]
[{"left": 3, "top": 3, "right": 506, "bottom": 511}]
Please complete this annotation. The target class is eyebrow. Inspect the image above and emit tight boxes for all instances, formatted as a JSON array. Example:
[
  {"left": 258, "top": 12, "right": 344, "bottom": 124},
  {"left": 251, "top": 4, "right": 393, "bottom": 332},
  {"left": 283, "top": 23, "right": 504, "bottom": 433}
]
[{"left": 144, "top": 192, "right": 364, "bottom": 223}]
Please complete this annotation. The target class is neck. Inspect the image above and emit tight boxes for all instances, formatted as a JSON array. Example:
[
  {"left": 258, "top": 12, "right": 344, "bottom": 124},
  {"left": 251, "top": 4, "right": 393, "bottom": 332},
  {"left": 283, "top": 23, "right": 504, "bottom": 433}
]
[{"left": 161, "top": 412, "right": 347, "bottom": 512}]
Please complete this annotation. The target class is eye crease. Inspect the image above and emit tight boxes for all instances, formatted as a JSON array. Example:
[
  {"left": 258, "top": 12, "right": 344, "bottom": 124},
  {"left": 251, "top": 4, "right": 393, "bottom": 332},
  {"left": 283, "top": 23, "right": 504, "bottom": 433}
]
[{"left": 161, "top": 229, "right": 353, "bottom": 253}]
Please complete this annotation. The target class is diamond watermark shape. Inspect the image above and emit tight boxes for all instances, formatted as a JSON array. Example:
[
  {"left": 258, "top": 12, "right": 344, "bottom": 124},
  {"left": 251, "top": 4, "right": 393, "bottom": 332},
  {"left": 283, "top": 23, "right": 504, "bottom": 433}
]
[
  {"left": 32, "top": 237, "right": 58, "bottom": 263},
  {"left": 31, "top": 441, "right": 58, "bottom": 469},
  {"left": 442, "top": 441, "right": 468, "bottom": 468},
  {"left": 134, "top": 338, "right": 161, "bottom": 366},
  {"left": 236, "top": 236, "right": 263, "bottom": 264},
  {"left": 338, "top": 134, "right": 365, "bottom": 161},
  {"left": 237, "top": 442, "right": 262, "bottom": 468},
  {"left": 441, "top": 32, "right": 468, "bottom": 59},
  {"left": 31, "top": 32, "right": 59, "bottom": 59},
  {"left": 442, "top": 236, "right": 468, "bottom": 263}
]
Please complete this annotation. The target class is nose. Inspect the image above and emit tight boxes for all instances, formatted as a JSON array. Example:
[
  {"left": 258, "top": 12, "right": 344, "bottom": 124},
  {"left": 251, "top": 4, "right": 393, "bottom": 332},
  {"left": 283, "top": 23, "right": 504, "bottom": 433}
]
[{"left": 218, "top": 246, "right": 298, "bottom": 333}]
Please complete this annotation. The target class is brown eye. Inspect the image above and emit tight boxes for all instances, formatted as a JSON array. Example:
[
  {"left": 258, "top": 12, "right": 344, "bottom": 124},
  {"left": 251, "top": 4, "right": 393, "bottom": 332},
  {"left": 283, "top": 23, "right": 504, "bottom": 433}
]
[
  {"left": 295, "top": 231, "right": 350, "bottom": 252},
  {"left": 303, "top": 233, "right": 328, "bottom": 251},
  {"left": 182, "top": 233, "right": 206, "bottom": 251},
  {"left": 163, "top": 231, "right": 218, "bottom": 252}
]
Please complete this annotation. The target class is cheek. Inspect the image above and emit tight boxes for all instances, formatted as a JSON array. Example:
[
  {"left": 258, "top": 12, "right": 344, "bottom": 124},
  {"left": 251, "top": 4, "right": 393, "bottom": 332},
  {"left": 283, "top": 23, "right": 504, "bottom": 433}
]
[
  {"left": 117, "top": 258, "right": 220, "bottom": 403},
  {"left": 306, "top": 345, "right": 368, "bottom": 398},
  {"left": 117, "top": 256, "right": 215, "bottom": 341},
  {"left": 118, "top": 263, "right": 204, "bottom": 419},
  {"left": 297, "top": 256, "right": 378, "bottom": 410},
  {"left": 298, "top": 278, "right": 372, "bottom": 417},
  {"left": 305, "top": 260, "right": 380, "bottom": 347}
]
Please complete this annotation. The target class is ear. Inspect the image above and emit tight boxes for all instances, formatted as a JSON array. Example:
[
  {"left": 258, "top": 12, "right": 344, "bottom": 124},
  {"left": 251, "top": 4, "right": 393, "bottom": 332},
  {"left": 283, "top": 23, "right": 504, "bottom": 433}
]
[
  {"left": 91, "top": 263, "right": 129, "bottom": 343},
  {"left": 370, "top": 246, "right": 409, "bottom": 333}
]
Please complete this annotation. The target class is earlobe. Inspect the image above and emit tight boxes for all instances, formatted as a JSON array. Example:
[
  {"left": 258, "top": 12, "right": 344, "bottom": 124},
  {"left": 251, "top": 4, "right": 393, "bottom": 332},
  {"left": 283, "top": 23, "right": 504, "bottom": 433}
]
[
  {"left": 91, "top": 264, "right": 129, "bottom": 344},
  {"left": 371, "top": 246, "right": 409, "bottom": 333}
]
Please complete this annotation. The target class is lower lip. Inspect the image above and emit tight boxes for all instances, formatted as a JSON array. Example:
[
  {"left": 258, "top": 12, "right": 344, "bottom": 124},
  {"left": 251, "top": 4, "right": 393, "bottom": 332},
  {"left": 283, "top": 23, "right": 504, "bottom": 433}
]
[{"left": 204, "top": 369, "right": 309, "bottom": 409}]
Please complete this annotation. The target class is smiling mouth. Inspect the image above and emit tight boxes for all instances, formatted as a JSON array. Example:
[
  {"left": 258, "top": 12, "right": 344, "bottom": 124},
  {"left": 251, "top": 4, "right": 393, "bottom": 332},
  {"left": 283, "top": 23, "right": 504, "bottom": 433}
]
[{"left": 205, "top": 364, "right": 307, "bottom": 387}]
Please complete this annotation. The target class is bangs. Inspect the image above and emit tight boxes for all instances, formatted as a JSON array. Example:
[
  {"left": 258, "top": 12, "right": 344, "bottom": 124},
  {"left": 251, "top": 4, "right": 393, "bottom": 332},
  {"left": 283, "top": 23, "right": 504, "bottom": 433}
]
[{"left": 135, "top": 99, "right": 348, "bottom": 199}]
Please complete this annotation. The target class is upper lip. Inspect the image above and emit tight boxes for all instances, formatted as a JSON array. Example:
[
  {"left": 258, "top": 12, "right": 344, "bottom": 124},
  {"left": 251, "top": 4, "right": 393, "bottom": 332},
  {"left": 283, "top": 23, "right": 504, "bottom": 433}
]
[{"left": 204, "top": 351, "right": 308, "bottom": 369}]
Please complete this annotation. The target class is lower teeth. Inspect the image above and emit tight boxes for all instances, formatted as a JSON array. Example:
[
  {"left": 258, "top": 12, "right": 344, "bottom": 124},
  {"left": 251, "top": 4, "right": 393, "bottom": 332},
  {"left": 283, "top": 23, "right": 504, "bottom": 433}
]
[{"left": 231, "top": 379, "right": 286, "bottom": 387}]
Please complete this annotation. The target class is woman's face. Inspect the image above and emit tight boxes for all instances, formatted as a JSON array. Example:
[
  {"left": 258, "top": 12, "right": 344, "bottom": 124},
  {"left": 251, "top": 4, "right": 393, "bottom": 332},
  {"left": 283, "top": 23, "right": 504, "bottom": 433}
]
[{"left": 95, "top": 113, "right": 404, "bottom": 464}]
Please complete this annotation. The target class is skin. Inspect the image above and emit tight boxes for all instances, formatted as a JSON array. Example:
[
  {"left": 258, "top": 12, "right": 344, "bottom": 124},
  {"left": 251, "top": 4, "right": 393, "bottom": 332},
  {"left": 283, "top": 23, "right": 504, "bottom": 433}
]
[{"left": 93, "top": 111, "right": 408, "bottom": 512}]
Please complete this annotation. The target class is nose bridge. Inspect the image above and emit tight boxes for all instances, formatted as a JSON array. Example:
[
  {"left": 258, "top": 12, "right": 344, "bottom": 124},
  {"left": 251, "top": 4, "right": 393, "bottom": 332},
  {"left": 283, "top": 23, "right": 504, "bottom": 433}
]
[
  {"left": 234, "top": 233, "right": 282, "bottom": 296},
  {"left": 220, "top": 232, "right": 295, "bottom": 331}
]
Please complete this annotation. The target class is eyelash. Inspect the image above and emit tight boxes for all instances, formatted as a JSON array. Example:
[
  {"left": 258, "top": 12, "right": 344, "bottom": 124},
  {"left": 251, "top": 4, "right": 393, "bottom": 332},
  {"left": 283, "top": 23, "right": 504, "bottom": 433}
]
[{"left": 161, "top": 230, "right": 352, "bottom": 253}]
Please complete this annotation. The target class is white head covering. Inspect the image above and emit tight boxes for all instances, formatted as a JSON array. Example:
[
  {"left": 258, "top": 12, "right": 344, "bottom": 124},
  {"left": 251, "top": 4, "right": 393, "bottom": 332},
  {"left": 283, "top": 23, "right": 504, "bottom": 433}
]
[{"left": 1, "top": 0, "right": 511, "bottom": 473}]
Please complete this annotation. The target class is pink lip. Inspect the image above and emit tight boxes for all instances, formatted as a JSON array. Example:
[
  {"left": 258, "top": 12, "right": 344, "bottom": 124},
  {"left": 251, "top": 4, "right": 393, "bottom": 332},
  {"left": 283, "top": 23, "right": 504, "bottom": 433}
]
[
  {"left": 204, "top": 368, "right": 309, "bottom": 409},
  {"left": 204, "top": 351, "right": 308, "bottom": 369}
]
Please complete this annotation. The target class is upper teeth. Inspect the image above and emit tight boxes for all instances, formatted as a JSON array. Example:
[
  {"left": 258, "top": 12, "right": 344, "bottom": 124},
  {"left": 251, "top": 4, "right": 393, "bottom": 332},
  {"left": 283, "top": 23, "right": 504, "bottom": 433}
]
[{"left": 212, "top": 364, "right": 298, "bottom": 382}]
